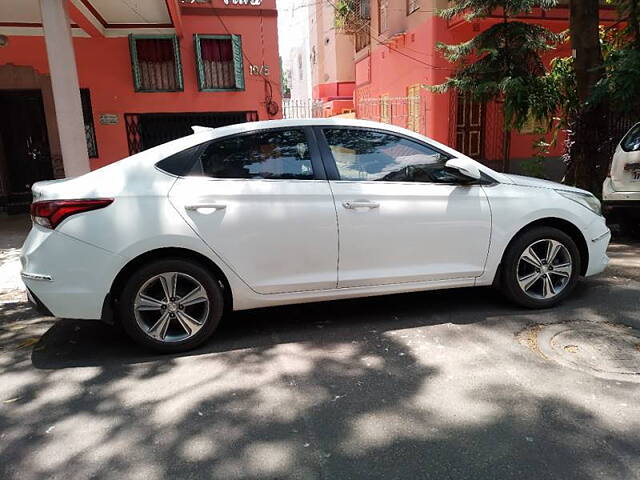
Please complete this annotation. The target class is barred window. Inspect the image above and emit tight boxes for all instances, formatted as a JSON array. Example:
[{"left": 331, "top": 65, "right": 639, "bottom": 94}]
[
  {"left": 380, "top": 95, "right": 390, "bottom": 123},
  {"left": 407, "top": 0, "right": 420, "bottom": 15},
  {"left": 379, "top": 0, "right": 389, "bottom": 33},
  {"left": 195, "top": 35, "right": 245, "bottom": 91},
  {"left": 80, "top": 89, "right": 98, "bottom": 158},
  {"left": 129, "top": 35, "right": 183, "bottom": 92},
  {"left": 407, "top": 84, "right": 421, "bottom": 132}
]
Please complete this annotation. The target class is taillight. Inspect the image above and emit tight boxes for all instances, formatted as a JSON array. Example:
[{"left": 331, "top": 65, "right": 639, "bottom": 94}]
[{"left": 30, "top": 199, "right": 113, "bottom": 229}]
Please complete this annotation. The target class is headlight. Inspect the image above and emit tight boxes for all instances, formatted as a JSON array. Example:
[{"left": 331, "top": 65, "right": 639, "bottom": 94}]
[{"left": 556, "top": 190, "right": 602, "bottom": 216}]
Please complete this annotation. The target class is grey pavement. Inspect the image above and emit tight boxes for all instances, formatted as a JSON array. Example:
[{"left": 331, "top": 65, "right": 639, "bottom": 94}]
[{"left": 1, "top": 215, "right": 640, "bottom": 479}]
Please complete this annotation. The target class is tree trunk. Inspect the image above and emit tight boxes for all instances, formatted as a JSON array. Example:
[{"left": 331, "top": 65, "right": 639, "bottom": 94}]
[
  {"left": 565, "top": 0, "right": 606, "bottom": 192},
  {"left": 570, "top": 0, "right": 603, "bottom": 104}
]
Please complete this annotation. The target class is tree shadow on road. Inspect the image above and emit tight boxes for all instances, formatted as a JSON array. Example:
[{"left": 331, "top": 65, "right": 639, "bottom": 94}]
[{"left": 1, "top": 282, "right": 640, "bottom": 479}]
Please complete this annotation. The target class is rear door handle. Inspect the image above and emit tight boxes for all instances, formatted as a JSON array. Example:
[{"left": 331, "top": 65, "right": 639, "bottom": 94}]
[
  {"left": 342, "top": 200, "right": 380, "bottom": 209},
  {"left": 185, "top": 203, "right": 227, "bottom": 211}
]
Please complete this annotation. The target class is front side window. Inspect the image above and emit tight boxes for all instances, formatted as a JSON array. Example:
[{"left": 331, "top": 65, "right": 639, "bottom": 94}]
[
  {"left": 198, "top": 129, "right": 314, "bottom": 180},
  {"left": 322, "top": 128, "right": 455, "bottom": 183},
  {"left": 195, "top": 35, "right": 245, "bottom": 91},
  {"left": 129, "top": 35, "right": 183, "bottom": 92}
]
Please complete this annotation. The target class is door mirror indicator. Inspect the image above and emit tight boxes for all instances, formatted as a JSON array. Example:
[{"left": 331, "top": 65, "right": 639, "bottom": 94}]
[{"left": 445, "top": 158, "right": 482, "bottom": 182}]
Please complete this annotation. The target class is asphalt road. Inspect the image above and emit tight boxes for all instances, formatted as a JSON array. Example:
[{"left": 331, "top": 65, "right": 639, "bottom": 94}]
[{"left": 1, "top": 217, "right": 640, "bottom": 480}]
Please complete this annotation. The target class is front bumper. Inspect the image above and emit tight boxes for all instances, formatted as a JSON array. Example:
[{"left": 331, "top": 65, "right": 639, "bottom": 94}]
[
  {"left": 584, "top": 218, "right": 611, "bottom": 277},
  {"left": 20, "top": 225, "right": 124, "bottom": 319}
]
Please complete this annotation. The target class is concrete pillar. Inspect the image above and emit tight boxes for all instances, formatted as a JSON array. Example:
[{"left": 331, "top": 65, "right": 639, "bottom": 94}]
[{"left": 39, "top": 0, "right": 90, "bottom": 177}]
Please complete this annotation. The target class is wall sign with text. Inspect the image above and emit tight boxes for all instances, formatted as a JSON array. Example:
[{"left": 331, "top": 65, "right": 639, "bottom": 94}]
[
  {"left": 99, "top": 114, "right": 119, "bottom": 125},
  {"left": 249, "top": 64, "right": 270, "bottom": 76}
]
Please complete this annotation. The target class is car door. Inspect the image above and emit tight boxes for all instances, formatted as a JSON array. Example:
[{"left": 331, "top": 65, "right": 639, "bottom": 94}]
[
  {"left": 169, "top": 127, "right": 338, "bottom": 294},
  {"left": 315, "top": 126, "right": 492, "bottom": 288}
]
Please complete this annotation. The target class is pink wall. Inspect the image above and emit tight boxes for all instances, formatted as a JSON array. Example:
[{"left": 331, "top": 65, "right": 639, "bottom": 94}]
[
  {"left": 0, "top": 9, "right": 281, "bottom": 169},
  {"left": 313, "top": 81, "right": 355, "bottom": 100}
]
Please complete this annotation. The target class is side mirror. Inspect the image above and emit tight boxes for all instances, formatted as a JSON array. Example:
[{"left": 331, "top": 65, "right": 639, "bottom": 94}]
[{"left": 444, "top": 158, "right": 482, "bottom": 182}]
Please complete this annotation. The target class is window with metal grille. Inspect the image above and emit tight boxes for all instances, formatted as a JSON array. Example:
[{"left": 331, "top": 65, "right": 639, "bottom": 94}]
[
  {"left": 129, "top": 35, "right": 183, "bottom": 92},
  {"left": 194, "top": 35, "right": 245, "bottom": 91},
  {"left": 379, "top": 0, "right": 389, "bottom": 33},
  {"left": 407, "top": 85, "right": 421, "bottom": 132},
  {"left": 380, "top": 95, "right": 390, "bottom": 123},
  {"left": 80, "top": 89, "right": 98, "bottom": 158},
  {"left": 407, "top": 0, "right": 420, "bottom": 15}
]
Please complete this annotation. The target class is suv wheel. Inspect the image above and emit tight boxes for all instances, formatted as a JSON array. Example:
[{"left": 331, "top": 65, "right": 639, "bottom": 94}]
[
  {"left": 501, "top": 227, "right": 581, "bottom": 308},
  {"left": 119, "top": 258, "right": 224, "bottom": 353}
]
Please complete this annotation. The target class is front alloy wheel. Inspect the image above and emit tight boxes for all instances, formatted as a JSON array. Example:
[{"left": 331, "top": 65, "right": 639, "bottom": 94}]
[
  {"left": 501, "top": 226, "right": 581, "bottom": 308},
  {"left": 517, "top": 239, "right": 572, "bottom": 300}
]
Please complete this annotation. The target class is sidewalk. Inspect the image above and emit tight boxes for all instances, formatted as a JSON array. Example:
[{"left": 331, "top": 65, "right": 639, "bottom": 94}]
[{"left": 0, "top": 215, "right": 29, "bottom": 302}]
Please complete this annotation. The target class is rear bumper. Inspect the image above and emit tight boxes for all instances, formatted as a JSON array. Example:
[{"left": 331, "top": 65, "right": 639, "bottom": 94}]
[
  {"left": 603, "top": 200, "right": 640, "bottom": 220},
  {"left": 26, "top": 288, "right": 54, "bottom": 317},
  {"left": 602, "top": 178, "right": 640, "bottom": 221},
  {"left": 20, "top": 225, "right": 124, "bottom": 320}
]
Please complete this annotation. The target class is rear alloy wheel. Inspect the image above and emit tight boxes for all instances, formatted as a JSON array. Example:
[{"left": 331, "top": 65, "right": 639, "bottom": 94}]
[
  {"left": 501, "top": 227, "right": 581, "bottom": 308},
  {"left": 119, "top": 259, "right": 223, "bottom": 352}
]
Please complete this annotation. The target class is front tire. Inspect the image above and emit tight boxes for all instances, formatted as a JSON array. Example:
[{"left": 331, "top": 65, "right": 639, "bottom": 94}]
[
  {"left": 118, "top": 258, "right": 224, "bottom": 353},
  {"left": 501, "top": 227, "right": 581, "bottom": 308}
]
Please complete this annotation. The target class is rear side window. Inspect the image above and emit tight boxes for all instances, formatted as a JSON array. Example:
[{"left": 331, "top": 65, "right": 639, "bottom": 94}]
[
  {"left": 321, "top": 128, "right": 453, "bottom": 183},
  {"left": 198, "top": 129, "right": 314, "bottom": 180},
  {"left": 156, "top": 145, "right": 200, "bottom": 176},
  {"left": 621, "top": 123, "right": 640, "bottom": 152}
]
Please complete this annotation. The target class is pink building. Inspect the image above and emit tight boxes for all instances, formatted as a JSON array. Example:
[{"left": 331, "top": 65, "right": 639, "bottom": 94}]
[
  {"left": 323, "top": 0, "right": 617, "bottom": 171},
  {"left": 308, "top": 0, "right": 356, "bottom": 117}
]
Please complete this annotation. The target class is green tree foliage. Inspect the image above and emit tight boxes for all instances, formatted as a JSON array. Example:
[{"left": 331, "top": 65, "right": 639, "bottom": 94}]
[
  {"left": 537, "top": 3, "right": 640, "bottom": 194},
  {"left": 433, "top": 0, "right": 561, "bottom": 170},
  {"left": 590, "top": 1, "right": 640, "bottom": 113}
]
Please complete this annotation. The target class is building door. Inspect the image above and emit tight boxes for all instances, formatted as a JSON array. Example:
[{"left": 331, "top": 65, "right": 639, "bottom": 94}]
[
  {"left": 455, "top": 93, "right": 485, "bottom": 159},
  {"left": 0, "top": 90, "right": 53, "bottom": 195}
]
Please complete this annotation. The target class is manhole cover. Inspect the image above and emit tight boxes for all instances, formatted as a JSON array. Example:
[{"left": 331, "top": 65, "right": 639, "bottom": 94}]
[{"left": 535, "top": 321, "right": 640, "bottom": 382}]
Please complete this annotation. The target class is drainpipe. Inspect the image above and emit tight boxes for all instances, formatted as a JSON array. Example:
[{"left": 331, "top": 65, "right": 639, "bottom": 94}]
[{"left": 39, "top": 0, "right": 90, "bottom": 177}]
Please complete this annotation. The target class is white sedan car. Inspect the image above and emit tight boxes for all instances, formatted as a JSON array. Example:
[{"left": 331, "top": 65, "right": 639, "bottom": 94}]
[{"left": 21, "top": 119, "right": 610, "bottom": 352}]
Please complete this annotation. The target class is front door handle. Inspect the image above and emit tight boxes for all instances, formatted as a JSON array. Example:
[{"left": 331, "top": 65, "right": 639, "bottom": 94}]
[
  {"left": 185, "top": 203, "right": 227, "bottom": 211},
  {"left": 342, "top": 200, "right": 380, "bottom": 210}
]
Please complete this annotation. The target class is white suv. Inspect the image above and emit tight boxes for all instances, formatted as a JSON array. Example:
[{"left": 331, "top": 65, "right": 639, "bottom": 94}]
[
  {"left": 603, "top": 122, "right": 640, "bottom": 234},
  {"left": 21, "top": 119, "right": 610, "bottom": 352}
]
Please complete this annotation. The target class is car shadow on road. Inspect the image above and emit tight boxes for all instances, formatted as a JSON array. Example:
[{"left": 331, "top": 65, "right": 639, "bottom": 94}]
[
  {"left": 24, "top": 273, "right": 640, "bottom": 371},
  {"left": 26, "top": 286, "right": 504, "bottom": 368}
]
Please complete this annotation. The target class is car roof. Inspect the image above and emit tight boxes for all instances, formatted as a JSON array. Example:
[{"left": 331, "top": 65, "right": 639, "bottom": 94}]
[{"left": 195, "top": 117, "right": 415, "bottom": 138}]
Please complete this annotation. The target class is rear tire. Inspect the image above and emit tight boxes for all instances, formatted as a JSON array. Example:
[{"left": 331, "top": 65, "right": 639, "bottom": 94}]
[
  {"left": 501, "top": 227, "right": 581, "bottom": 309},
  {"left": 118, "top": 258, "right": 224, "bottom": 353}
]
